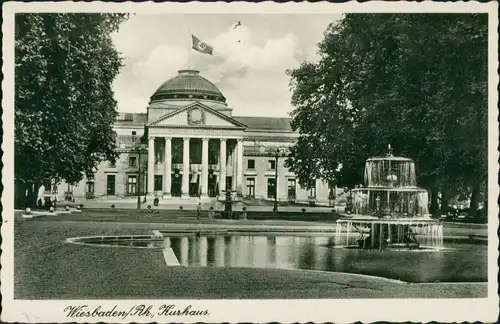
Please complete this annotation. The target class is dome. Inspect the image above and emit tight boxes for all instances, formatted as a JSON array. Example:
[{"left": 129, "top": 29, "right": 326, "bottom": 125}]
[{"left": 150, "top": 70, "right": 226, "bottom": 104}]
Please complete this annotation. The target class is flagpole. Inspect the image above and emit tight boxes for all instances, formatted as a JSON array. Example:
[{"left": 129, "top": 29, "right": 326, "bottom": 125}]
[{"left": 188, "top": 27, "right": 191, "bottom": 69}]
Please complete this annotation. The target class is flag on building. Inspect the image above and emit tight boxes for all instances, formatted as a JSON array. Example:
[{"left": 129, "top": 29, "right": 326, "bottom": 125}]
[{"left": 192, "top": 34, "right": 213, "bottom": 55}]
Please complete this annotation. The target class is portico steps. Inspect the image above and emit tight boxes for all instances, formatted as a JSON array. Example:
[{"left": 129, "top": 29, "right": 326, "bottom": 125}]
[{"left": 78, "top": 196, "right": 231, "bottom": 210}]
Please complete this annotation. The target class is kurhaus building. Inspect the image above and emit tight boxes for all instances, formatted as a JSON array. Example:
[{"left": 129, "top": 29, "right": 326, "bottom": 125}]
[{"left": 48, "top": 70, "right": 333, "bottom": 205}]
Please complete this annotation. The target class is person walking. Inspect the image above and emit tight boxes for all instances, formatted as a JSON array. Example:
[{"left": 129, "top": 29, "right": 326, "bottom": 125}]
[{"left": 196, "top": 202, "right": 202, "bottom": 221}]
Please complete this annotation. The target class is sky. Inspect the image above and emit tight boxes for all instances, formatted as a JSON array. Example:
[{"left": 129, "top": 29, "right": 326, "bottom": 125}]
[{"left": 111, "top": 14, "right": 342, "bottom": 117}]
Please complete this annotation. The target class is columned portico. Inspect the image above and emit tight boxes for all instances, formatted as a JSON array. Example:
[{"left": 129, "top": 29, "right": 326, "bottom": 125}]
[
  {"left": 145, "top": 100, "right": 248, "bottom": 200},
  {"left": 146, "top": 133, "right": 244, "bottom": 200}
]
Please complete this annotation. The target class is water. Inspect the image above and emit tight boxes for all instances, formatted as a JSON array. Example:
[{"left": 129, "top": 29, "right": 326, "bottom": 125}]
[
  {"left": 335, "top": 220, "right": 444, "bottom": 249},
  {"left": 71, "top": 234, "right": 487, "bottom": 283},
  {"left": 356, "top": 156, "right": 429, "bottom": 217}
]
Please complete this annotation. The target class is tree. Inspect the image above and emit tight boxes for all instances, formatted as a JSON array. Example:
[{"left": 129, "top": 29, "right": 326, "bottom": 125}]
[
  {"left": 286, "top": 14, "right": 488, "bottom": 216},
  {"left": 15, "top": 13, "right": 128, "bottom": 207}
]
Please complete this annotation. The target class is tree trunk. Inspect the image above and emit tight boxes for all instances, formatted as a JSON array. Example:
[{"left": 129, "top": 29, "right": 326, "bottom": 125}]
[
  {"left": 14, "top": 180, "right": 24, "bottom": 209},
  {"left": 430, "top": 186, "right": 439, "bottom": 218},
  {"left": 30, "top": 182, "right": 41, "bottom": 208},
  {"left": 469, "top": 180, "right": 481, "bottom": 217},
  {"left": 440, "top": 189, "right": 449, "bottom": 214},
  {"left": 26, "top": 183, "right": 34, "bottom": 208}
]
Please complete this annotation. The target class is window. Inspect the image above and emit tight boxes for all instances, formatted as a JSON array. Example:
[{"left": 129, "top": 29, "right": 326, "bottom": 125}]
[
  {"left": 246, "top": 177, "right": 255, "bottom": 198},
  {"left": 247, "top": 159, "right": 255, "bottom": 170},
  {"left": 308, "top": 179, "right": 316, "bottom": 198},
  {"left": 267, "top": 178, "right": 276, "bottom": 199},
  {"left": 127, "top": 175, "right": 137, "bottom": 195},
  {"left": 129, "top": 156, "right": 137, "bottom": 167},
  {"left": 287, "top": 178, "right": 296, "bottom": 199},
  {"left": 268, "top": 160, "right": 276, "bottom": 170},
  {"left": 131, "top": 131, "right": 136, "bottom": 136},
  {"left": 86, "top": 181, "right": 95, "bottom": 193},
  {"left": 154, "top": 175, "right": 163, "bottom": 191}
]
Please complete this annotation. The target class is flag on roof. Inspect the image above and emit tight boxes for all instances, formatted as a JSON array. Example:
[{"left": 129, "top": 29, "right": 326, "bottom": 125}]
[{"left": 192, "top": 34, "right": 213, "bottom": 55}]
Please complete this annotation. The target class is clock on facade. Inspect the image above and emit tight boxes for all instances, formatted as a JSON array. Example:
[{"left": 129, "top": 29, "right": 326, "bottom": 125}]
[{"left": 188, "top": 108, "right": 205, "bottom": 125}]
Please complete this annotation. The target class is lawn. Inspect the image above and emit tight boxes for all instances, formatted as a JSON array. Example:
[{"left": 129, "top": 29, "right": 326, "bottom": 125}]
[{"left": 13, "top": 218, "right": 487, "bottom": 299}]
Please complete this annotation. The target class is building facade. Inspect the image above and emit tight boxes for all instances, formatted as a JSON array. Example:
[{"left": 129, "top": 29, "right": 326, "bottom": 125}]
[{"left": 48, "top": 70, "right": 334, "bottom": 205}]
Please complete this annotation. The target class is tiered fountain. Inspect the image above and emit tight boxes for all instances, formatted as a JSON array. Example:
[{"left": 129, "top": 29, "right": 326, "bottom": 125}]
[{"left": 335, "top": 145, "right": 443, "bottom": 250}]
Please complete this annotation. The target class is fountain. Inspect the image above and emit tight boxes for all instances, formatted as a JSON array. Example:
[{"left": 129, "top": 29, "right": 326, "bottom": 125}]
[
  {"left": 335, "top": 145, "right": 443, "bottom": 250},
  {"left": 219, "top": 190, "right": 243, "bottom": 219}
]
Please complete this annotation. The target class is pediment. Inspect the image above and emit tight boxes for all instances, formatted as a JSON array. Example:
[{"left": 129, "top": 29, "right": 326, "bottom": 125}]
[{"left": 147, "top": 102, "right": 246, "bottom": 128}]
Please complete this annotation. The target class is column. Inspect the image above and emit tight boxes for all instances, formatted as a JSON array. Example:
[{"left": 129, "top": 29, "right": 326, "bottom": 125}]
[
  {"left": 275, "top": 157, "right": 279, "bottom": 201},
  {"left": 201, "top": 138, "right": 209, "bottom": 198},
  {"left": 236, "top": 139, "right": 244, "bottom": 195},
  {"left": 219, "top": 138, "right": 227, "bottom": 195},
  {"left": 181, "top": 137, "right": 190, "bottom": 199},
  {"left": 232, "top": 143, "right": 237, "bottom": 190},
  {"left": 147, "top": 136, "right": 155, "bottom": 196},
  {"left": 163, "top": 137, "right": 172, "bottom": 198}
]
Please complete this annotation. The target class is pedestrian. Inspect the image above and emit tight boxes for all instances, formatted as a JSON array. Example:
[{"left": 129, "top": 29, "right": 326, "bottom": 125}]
[
  {"left": 208, "top": 206, "right": 214, "bottom": 221},
  {"left": 197, "top": 202, "right": 202, "bottom": 221}
]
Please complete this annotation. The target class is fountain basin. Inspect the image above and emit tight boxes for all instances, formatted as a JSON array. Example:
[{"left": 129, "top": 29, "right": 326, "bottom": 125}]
[
  {"left": 64, "top": 232, "right": 486, "bottom": 283},
  {"left": 335, "top": 218, "right": 443, "bottom": 250}
]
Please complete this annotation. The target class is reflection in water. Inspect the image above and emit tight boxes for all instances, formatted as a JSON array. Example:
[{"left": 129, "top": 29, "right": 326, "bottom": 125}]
[
  {"left": 188, "top": 237, "right": 197, "bottom": 265},
  {"left": 180, "top": 237, "right": 188, "bottom": 266},
  {"left": 167, "top": 234, "right": 486, "bottom": 283},
  {"left": 198, "top": 236, "right": 207, "bottom": 266},
  {"left": 267, "top": 237, "right": 277, "bottom": 265},
  {"left": 214, "top": 236, "right": 225, "bottom": 267}
]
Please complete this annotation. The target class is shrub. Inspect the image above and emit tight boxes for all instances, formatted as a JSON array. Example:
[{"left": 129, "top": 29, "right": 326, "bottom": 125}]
[
  {"left": 111, "top": 204, "right": 115, "bottom": 209},
  {"left": 65, "top": 205, "right": 70, "bottom": 211},
  {"left": 179, "top": 206, "right": 184, "bottom": 211},
  {"left": 49, "top": 207, "right": 55, "bottom": 213},
  {"left": 242, "top": 207, "right": 247, "bottom": 211},
  {"left": 301, "top": 208, "right": 306, "bottom": 213},
  {"left": 209, "top": 206, "right": 214, "bottom": 211},
  {"left": 25, "top": 207, "right": 32, "bottom": 215}
]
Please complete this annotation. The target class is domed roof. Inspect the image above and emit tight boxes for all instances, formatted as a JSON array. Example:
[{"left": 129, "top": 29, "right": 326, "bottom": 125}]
[{"left": 150, "top": 70, "right": 226, "bottom": 104}]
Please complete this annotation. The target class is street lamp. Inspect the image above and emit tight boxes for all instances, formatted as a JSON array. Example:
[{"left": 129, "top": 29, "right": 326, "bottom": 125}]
[
  {"left": 132, "top": 136, "right": 146, "bottom": 210},
  {"left": 268, "top": 146, "right": 287, "bottom": 216}
]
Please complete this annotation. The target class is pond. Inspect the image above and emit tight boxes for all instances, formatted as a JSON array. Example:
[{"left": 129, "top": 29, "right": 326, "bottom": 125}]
[{"left": 69, "top": 233, "right": 487, "bottom": 283}]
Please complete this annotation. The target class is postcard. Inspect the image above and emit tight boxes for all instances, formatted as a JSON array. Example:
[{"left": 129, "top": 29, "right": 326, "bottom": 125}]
[{"left": 2, "top": 1, "right": 498, "bottom": 322}]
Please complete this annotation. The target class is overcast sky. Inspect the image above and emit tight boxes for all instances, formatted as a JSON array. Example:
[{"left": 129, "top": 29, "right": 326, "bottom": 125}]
[{"left": 111, "top": 14, "right": 341, "bottom": 117}]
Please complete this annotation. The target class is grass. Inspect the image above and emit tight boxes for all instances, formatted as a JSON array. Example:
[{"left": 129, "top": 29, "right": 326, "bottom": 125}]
[{"left": 13, "top": 219, "right": 487, "bottom": 299}]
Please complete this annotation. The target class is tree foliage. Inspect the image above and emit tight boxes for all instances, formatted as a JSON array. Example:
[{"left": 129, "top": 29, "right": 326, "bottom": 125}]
[
  {"left": 15, "top": 13, "right": 128, "bottom": 192},
  {"left": 286, "top": 14, "right": 488, "bottom": 213}
]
